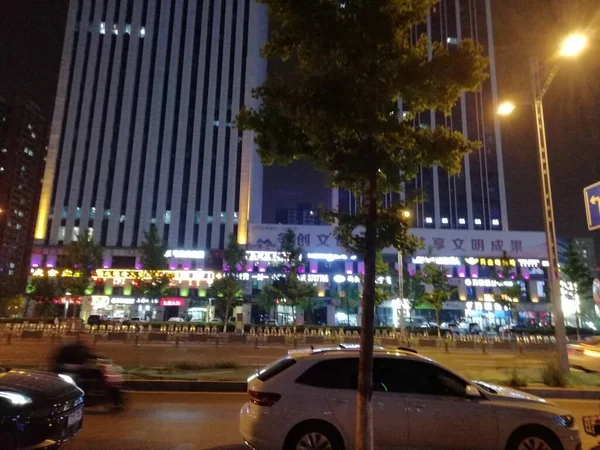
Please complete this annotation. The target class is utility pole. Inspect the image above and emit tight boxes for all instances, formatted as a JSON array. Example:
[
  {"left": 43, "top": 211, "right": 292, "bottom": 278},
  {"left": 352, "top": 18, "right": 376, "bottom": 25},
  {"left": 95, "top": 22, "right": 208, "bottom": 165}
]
[{"left": 530, "top": 56, "right": 569, "bottom": 372}]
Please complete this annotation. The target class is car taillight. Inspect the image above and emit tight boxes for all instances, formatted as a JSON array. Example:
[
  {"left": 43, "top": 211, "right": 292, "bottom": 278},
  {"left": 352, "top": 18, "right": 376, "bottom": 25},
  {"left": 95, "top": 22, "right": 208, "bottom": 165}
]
[{"left": 249, "top": 390, "right": 281, "bottom": 407}]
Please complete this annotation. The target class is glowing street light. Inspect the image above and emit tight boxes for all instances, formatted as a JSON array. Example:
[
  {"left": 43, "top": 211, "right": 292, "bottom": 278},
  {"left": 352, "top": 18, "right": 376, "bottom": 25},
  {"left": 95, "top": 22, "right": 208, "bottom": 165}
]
[
  {"left": 559, "top": 33, "right": 588, "bottom": 58},
  {"left": 401, "top": 210, "right": 411, "bottom": 219},
  {"left": 497, "top": 101, "right": 516, "bottom": 116}
]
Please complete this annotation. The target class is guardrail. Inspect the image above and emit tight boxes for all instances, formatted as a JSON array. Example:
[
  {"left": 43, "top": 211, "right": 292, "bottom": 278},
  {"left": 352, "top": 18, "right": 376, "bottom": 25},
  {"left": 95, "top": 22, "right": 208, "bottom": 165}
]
[{"left": 0, "top": 321, "right": 560, "bottom": 352}]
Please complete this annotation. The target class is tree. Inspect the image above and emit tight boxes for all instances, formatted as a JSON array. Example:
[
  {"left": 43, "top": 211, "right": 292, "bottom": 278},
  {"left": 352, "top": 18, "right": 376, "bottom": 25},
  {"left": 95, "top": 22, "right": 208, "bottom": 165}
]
[
  {"left": 28, "top": 277, "right": 62, "bottom": 318},
  {"left": 236, "top": 2, "right": 487, "bottom": 447},
  {"left": 61, "top": 230, "right": 103, "bottom": 298},
  {"left": 211, "top": 234, "right": 246, "bottom": 331},
  {"left": 264, "top": 229, "right": 318, "bottom": 325},
  {"left": 136, "top": 225, "right": 174, "bottom": 300},
  {"left": 493, "top": 252, "right": 522, "bottom": 324},
  {"left": 560, "top": 239, "right": 594, "bottom": 327},
  {"left": 421, "top": 262, "right": 455, "bottom": 337},
  {"left": 335, "top": 281, "right": 361, "bottom": 325},
  {"left": 0, "top": 295, "right": 25, "bottom": 317},
  {"left": 404, "top": 270, "right": 426, "bottom": 322}
]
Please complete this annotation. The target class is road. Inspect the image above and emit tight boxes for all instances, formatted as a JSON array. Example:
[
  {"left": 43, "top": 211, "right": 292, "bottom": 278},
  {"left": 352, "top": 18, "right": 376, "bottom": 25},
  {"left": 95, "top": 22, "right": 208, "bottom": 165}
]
[{"left": 62, "top": 393, "right": 600, "bottom": 450}]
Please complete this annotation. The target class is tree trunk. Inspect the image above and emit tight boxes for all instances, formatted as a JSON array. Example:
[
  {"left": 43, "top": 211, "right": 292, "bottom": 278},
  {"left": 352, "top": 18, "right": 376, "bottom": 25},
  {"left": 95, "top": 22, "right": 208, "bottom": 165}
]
[
  {"left": 356, "top": 174, "right": 377, "bottom": 450},
  {"left": 223, "top": 305, "right": 229, "bottom": 333},
  {"left": 436, "top": 309, "right": 441, "bottom": 338}
]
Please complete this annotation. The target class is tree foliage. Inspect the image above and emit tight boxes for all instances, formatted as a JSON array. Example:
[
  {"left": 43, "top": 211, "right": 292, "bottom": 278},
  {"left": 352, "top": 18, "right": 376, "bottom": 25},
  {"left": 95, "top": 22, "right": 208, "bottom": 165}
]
[
  {"left": 136, "top": 225, "right": 173, "bottom": 299},
  {"left": 211, "top": 234, "right": 247, "bottom": 331},
  {"left": 560, "top": 239, "right": 594, "bottom": 318},
  {"left": 493, "top": 252, "right": 523, "bottom": 322},
  {"left": 61, "top": 230, "right": 103, "bottom": 297},
  {"left": 335, "top": 281, "right": 361, "bottom": 325},
  {"left": 421, "top": 262, "right": 455, "bottom": 337},
  {"left": 28, "top": 277, "right": 62, "bottom": 318},
  {"left": 263, "top": 229, "right": 318, "bottom": 324},
  {"left": 237, "top": 1, "right": 488, "bottom": 447}
]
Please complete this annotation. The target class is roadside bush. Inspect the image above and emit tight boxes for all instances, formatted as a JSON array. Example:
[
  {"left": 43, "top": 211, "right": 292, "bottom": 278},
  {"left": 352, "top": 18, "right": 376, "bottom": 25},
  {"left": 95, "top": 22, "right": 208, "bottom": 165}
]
[
  {"left": 540, "top": 360, "right": 569, "bottom": 387},
  {"left": 172, "top": 359, "right": 241, "bottom": 371},
  {"left": 504, "top": 368, "right": 527, "bottom": 388}
]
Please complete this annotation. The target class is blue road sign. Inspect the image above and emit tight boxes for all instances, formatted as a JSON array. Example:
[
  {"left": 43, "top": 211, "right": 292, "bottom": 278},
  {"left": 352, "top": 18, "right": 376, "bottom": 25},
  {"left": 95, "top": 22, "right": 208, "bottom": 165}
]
[{"left": 584, "top": 181, "right": 600, "bottom": 231}]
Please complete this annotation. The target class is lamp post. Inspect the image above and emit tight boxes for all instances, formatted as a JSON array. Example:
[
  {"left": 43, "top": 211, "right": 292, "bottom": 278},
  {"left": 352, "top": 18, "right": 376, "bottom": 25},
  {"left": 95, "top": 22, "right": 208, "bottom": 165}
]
[
  {"left": 498, "top": 33, "right": 588, "bottom": 373},
  {"left": 398, "top": 210, "right": 412, "bottom": 339}
]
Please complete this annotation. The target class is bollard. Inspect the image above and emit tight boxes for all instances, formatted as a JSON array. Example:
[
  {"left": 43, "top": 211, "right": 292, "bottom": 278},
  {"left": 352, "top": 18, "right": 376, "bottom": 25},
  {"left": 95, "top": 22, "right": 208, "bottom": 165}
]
[
  {"left": 481, "top": 341, "right": 487, "bottom": 354},
  {"left": 175, "top": 335, "right": 180, "bottom": 347},
  {"left": 444, "top": 340, "right": 449, "bottom": 353}
]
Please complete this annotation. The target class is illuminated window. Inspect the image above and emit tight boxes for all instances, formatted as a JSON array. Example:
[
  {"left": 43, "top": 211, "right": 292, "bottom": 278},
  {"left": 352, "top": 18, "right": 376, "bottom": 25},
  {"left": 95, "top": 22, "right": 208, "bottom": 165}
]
[
  {"left": 458, "top": 218, "right": 466, "bottom": 225},
  {"left": 165, "top": 211, "right": 171, "bottom": 224},
  {"left": 112, "top": 24, "right": 118, "bottom": 35},
  {"left": 447, "top": 37, "right": 459, "bottom": 45},
  {"left": 441, "top": 218, "right": 449, "bottom": 224},
  {"left": 99, "top": 22, "right": 106, "bottom": 34},
  {"left": 125, "top": 24, "right": 131, "bottom": 35},
  {"left": 474, "top": 219, "right": 482, "bottom": 226},
  {"left": 140, "top": 27, "right": 146, "bottom": 37},
  {"left": 425, "top": 217, "right": 433, "bottom": 224},
  {"left": 492, "top": 219, "right": 500, "bottom": 226}
]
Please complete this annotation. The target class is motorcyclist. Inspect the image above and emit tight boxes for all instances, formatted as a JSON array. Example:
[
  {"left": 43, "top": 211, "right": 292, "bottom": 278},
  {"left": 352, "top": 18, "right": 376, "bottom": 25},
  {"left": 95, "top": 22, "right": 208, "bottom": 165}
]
[{"left": 52, "top": 334, "right": 124, "bottom": 409}]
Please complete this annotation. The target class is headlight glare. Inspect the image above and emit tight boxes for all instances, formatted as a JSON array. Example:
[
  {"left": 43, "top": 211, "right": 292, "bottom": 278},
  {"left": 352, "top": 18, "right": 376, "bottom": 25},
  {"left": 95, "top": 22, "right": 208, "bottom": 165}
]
[
  {"left": 58, "top": 374, "right": 77, "bottom": 385},
  {"left": 0, "top": 391, "right": 33, "bottom": 406}
]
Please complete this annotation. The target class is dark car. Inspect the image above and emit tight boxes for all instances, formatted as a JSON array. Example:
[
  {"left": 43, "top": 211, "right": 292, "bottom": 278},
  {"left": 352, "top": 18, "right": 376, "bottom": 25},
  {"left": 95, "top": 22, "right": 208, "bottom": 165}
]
[{"left": 0, "top": 366, "right": 84, "bottom": 449}]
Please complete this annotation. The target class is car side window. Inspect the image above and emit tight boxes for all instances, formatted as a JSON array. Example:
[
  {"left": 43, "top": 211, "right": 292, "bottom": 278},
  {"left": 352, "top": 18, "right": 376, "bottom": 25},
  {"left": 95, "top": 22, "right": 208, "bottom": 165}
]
[
  {"left": 373, "top": 358, "right": 467, "bottom": 397},
  {"left": 296, "top": 358, "right": 358, "bottom": 390}
]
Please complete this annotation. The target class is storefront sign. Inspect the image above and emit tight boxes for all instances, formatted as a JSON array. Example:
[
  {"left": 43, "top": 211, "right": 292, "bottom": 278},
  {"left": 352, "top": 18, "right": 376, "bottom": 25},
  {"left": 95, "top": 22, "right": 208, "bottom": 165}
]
[
  {"left": 465, "top": 279, "right": 515, "bottom": 288},
  {"left": 160, "top": 298, "right": 184, "bottom": 307},
  {"left": 94, "top": 269, "right": 214, "bottom": 284},
  {"left": 246, "top": 250, "right": 287, "bottom": 263},
  {"left": 333, "top": 274, "right": 361, "bottom": 283},
  {"left": 465, "top": 301, "right": 507, "bottom": 312},
  {"left": 109, "top": 297, "right": 159, "bottom": 305},
  {"left": 412, "top": 256, "right": 461, "bottom": 266},
  {"left": 164, "top": 250, "right": 205, "bottom": 259},
  {"left": 248, "top": 224, "right": 548, "bottom": 258},
  {"left": 306, "top": 253, "right": 356, "bottom": 261}
]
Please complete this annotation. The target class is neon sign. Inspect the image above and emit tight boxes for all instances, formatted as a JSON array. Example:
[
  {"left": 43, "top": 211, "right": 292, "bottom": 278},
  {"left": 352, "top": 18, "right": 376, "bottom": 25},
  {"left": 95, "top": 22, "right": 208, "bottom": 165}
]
[{"left": 164, "top": 250, "right": 205, "bottom": 259}]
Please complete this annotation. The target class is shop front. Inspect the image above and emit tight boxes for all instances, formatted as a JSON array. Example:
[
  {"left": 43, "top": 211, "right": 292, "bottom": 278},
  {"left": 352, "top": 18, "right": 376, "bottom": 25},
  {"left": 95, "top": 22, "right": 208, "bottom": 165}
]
[{"left": 90, "top": 295, "right": 160, "bottom": 320}]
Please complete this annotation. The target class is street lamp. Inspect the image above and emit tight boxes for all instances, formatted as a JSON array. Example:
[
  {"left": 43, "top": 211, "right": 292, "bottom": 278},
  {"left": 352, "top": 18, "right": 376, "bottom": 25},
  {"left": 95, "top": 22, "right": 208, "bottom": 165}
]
[
  {"left": 498, "top": 32, "right": 588, "bottom": 373},
  {"left": 398, "top": 210, "right": 412, "bottom": 339}
]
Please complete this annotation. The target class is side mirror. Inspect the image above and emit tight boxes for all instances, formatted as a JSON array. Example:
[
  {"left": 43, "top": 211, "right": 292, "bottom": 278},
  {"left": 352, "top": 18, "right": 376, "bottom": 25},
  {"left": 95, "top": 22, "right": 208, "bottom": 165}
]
[{"left": 465, "top": 385, "right": 481, "bottom": 398}]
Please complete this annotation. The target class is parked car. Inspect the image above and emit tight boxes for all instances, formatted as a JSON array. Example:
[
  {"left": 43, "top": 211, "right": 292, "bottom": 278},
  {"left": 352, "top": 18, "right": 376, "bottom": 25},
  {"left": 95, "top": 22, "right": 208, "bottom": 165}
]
[
  {"left": 440, "top": 322, "right": 461, "bottom": 336},
  {"left": 240, "top": 346, "right": 581, "bottom": 450},
  {"left": 168, "top": 317, "right": 185, "bottom": 322},
  {"left": 0, "top": 365, "right": 84, "bottom": 449},
  {"left": 208, "top": 318, "right": 224, "bottom": 325},
  {"left": 264, "top": 319, "right": 280, "bottom": 327},
  {"left": 86, "top": 315, "right": 108, "bottom": 326}
]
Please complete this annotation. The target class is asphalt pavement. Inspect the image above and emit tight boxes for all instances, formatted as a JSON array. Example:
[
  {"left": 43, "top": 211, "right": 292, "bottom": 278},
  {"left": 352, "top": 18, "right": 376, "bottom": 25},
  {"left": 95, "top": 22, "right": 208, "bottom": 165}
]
[{"left": 62, "top": 392, "right": 600, "bottom": 450}]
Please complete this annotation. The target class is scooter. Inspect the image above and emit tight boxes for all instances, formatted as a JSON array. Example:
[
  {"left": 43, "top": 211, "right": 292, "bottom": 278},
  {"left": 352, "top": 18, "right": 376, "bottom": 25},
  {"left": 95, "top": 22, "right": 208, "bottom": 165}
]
[{"left": 56, "top": 359, "right": 126, "bottom": 411}]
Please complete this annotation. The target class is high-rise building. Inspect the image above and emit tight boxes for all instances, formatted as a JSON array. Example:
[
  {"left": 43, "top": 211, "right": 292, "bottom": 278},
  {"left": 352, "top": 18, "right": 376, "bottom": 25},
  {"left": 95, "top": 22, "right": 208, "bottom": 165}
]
[
  {"left": 35, "top": 0, "right": 267, "bottom": 255},
  {"left": 333, "top": 0, "right": 508, "bottom": 232},
  {"left": 0, "top": 98, "right": 47, "bottom": 297}
]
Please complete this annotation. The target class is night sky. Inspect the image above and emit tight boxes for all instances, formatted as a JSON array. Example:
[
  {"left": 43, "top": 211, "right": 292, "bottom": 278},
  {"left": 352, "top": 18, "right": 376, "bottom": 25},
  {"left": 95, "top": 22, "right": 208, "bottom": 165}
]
[{"left": 0, "top": 0, "right": 598, "bottom": 259}]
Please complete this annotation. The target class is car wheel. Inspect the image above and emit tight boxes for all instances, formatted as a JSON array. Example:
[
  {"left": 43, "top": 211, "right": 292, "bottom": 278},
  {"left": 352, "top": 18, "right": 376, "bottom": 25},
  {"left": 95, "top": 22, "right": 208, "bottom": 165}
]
[
  {"left": 507, "top": 427, "right": 562, "bottom": 450},
  {"left": 285, "top": 421, "right": 344, "bottom": 450}
]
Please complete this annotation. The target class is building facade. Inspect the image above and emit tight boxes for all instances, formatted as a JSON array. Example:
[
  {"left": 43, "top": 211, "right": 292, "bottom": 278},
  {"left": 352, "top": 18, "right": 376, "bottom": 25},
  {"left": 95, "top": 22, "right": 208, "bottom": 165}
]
[
  {"left": 35, "top": 0, "right": 267, "bottom": 253},
  {"left": 334, "top": 0, "right": 508, "bottom": 233},
  {"left": 0, "top": 98, "right": 47, "bottom": 298}
]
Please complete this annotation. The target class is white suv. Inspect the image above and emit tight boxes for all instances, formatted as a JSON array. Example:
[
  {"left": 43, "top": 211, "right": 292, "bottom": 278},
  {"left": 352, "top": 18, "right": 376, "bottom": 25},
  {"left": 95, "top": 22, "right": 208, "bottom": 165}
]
[{"left": 240, "top": 346, "right": 581, "bottom": 450}]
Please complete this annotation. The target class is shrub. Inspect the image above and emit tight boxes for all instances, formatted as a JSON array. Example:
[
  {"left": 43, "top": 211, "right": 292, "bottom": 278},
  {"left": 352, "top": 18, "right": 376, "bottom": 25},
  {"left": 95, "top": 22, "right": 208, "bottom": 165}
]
[
  {"left": 540, "top": 360, "right": 569, "bottom": 387},
  {"left": 172, "top": 359, "right": 241, "bottom": 371},
  {"left": 504, "top": 368, "right": 527, "bottom": 388}
]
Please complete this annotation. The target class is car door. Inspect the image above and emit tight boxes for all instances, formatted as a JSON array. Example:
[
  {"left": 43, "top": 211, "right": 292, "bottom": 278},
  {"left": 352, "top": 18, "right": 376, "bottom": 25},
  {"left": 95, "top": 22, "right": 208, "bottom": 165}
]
[
  {"left": 297, "top": 357, "right": 409, "bottom": 450},
  {"left": 399, "top": 360, "right": 498, "bottom": 450}
]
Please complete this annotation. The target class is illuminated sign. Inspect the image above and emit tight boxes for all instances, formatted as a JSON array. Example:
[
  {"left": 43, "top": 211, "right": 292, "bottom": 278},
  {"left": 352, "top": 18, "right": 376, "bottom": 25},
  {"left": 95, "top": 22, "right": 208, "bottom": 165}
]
[
  {"left": 94, "top": 269, "right": 215, "bottom": 284},
  {"left": 246, "top": 250, "right": 287, "bottom": 263},
  {"left": 306, "top": 253, "right": 357, "bottom": 262},
  {"left": 164, "top": 250, "right": 205, "bottom": 259},
  {"left": 465, "top": 279, "right": 515, "bottom": 288},
  {"left": 584, "top": 181, "right": 600, "bottom": 231},
  {"left": 160, "top": 298, "right": 184, "bottom": 307},
  {"left": 333, "top": 274, "right": 361, "bottom": 283},
  {"left": 298, "top": 274, "right": 330, "bottom": 283},
  {"left": 110, "top": 297, "right": 159, "bottom": 305},
  {"left": 412, "top": 256, "right": 461, "bottom": 266},
  {"left": 466, "top": 301, "right": 508, "bottom": 312}
]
